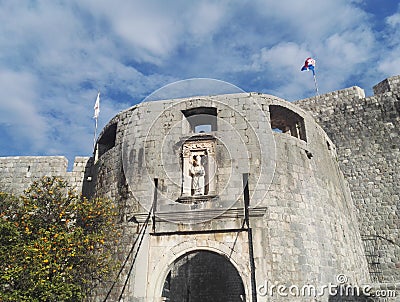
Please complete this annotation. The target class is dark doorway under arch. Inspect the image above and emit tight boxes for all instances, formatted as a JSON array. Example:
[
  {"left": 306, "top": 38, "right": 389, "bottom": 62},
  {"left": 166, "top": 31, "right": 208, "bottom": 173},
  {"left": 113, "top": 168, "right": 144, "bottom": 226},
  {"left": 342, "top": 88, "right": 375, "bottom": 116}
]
[{"left": 162, "top": 250, "right": 245, "bottom": 302}]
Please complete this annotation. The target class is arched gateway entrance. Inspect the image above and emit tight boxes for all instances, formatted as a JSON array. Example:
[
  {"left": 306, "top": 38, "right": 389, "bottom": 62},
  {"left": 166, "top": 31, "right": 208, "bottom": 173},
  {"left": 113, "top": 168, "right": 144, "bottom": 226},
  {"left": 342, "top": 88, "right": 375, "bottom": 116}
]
[{"left": 161, "top": 250, "right": 245, "bottom": 302}]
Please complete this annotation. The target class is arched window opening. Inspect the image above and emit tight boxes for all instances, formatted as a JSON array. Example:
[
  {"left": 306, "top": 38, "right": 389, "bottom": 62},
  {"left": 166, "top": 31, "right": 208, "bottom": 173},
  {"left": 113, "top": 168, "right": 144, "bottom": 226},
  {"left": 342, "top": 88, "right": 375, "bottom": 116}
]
[
  {"left": 97, "top": 123, "right": 117, "bottom": 158},
  {"left": 269, "top": 105, "right": 307, "bottom": 141}
]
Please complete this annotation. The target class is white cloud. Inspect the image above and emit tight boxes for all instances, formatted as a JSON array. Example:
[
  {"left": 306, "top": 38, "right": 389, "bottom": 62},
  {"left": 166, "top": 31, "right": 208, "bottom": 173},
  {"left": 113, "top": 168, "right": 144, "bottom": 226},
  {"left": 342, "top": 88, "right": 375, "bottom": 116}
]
[
  {"left": 253, "top": 0, "right": 369, "bottom": 43},
  {"left": 0, "top": 70, "right": 48, "bottom": 151},
  {"left": 386, "top": 12, "right": 400, "bottom": 27},
  {"left": 377, "top": 8, "right": 400, "bottom": 75},
  {"left": 184, "top": 1, "right": 228, "bottom": 38},
  {"left": 251, "top": 42, "right": 309, "bottom": 71},
  {"left": 75, "top": 0, "right": 230, "bottom": 65}
]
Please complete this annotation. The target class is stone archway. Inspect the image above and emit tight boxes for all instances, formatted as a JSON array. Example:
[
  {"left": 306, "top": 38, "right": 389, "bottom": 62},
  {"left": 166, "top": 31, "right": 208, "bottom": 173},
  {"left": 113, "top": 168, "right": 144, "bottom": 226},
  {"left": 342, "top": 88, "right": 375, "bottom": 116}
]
[{"left": 161, "top": 250, "right": 245, "bottom": 302}]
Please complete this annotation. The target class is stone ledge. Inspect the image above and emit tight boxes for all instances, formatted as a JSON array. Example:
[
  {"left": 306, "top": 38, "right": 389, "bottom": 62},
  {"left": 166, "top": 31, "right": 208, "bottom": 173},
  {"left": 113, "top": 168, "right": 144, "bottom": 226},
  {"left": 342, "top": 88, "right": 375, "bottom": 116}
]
[{"left": 176, "top": 195, "right": 219, "bottom": 204}]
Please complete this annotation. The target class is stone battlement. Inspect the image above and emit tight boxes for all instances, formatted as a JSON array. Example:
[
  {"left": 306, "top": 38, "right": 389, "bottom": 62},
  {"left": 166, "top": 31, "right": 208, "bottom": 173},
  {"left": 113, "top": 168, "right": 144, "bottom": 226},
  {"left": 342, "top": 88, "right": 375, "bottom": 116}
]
[
  {"left": 373, "top": 75, "right": 400, "bottom": 95},
  {"left": 0, "top": 156, "right": 90, "bottom": 194}
]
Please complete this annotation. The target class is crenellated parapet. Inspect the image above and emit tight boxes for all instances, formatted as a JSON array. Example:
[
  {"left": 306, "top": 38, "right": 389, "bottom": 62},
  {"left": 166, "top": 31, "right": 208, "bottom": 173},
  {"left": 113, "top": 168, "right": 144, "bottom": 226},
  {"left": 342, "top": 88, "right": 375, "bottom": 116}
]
[{"left": 0, "top": 156, "right": 90, "bottom": 194}]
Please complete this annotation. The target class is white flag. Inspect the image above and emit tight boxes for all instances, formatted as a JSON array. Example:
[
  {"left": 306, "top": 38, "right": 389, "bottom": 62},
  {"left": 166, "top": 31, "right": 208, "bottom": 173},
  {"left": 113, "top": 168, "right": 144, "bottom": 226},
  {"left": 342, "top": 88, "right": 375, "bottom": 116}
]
[{"left": 93, "top": 92, "right": 100, "bottom": 119}]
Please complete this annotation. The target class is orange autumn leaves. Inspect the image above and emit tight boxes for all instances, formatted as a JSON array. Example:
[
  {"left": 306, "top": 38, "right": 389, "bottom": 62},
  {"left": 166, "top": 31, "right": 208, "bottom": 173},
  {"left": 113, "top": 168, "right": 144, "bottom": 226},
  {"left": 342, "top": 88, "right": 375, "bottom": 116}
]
[{"left": 0, "top": 177, "right": 119, "bottom": 302}]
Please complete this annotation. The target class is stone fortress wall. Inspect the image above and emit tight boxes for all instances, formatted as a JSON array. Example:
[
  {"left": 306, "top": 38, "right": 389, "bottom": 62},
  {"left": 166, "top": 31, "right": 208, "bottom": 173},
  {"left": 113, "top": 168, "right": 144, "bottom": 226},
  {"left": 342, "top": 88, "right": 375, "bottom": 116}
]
[
  {"left": 82, "top": 92, "right": 370, "bottom": 301},
  {"left": 0, "top": 76, "right": 399, "bottom": 301},
  {"left": 0, "top": 156, "right": 90, "bottom": 194},
  {"left": 296, "top": 75, "right": 400, "bottom": 285}
]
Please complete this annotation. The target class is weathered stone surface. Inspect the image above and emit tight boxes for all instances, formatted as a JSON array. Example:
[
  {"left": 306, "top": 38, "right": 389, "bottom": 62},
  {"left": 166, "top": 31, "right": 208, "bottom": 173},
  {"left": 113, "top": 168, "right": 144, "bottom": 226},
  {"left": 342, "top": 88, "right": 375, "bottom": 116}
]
[
  {"left": 297, "top": 75, "right": 400, "bottom": 288},
  {"left": 0, "top": 156, "right": 90, "bottom": 194},
  {"left": 81, "top": 93, "right": 371, "bottom": 301}
]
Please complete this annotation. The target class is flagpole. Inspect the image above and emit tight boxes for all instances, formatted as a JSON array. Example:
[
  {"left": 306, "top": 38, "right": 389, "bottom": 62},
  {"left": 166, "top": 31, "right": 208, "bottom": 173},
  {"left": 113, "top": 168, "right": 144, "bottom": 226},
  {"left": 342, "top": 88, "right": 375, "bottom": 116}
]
[
  {"left": 313, "top": 72, "right": 320, "bottom": 96},
  {"left": 93, "top": 117, "right": 98, "bottom": 151},
  {"left": 93, "top": 91, "right": 100, "bottom": 152}
]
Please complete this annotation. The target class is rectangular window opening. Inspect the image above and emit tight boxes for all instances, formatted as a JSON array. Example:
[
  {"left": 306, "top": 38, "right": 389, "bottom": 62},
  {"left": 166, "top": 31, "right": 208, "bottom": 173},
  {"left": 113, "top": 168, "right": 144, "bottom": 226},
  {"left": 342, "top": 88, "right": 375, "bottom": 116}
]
[{"left": 182, "top": 107, "right": 217, "bottom": 133}]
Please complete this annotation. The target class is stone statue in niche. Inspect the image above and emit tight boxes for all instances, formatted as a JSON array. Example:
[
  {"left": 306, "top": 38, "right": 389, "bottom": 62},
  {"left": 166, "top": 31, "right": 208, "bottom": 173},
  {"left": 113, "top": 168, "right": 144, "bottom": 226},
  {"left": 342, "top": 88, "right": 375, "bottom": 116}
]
[
  {"left": 180, "top": 136, "right": 216, "bottom": 199},
  {"left": 190, "top": 155, "right": 205, "bottom": 195}
]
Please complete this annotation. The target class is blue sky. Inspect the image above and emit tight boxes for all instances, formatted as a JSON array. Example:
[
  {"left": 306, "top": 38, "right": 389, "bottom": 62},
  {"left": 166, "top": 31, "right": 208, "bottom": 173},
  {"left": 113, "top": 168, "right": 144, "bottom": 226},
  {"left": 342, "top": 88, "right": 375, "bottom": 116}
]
[{"left": 0, "top": 0, "right": 399, "bottom": 167}]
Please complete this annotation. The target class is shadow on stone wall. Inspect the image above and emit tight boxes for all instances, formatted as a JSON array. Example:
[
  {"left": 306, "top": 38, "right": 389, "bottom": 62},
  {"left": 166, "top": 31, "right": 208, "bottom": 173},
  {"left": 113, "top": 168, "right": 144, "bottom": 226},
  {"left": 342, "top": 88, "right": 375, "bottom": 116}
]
[{"left": 82, "top": 156, "right": 96, "bottom": 199}]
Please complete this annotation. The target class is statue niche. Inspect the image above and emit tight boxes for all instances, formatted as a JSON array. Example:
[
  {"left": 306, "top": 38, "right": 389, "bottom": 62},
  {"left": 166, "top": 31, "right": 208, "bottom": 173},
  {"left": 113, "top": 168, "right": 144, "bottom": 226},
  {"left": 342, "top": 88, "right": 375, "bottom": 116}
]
[{"left": 180, "top": 135, "right": 216, "bottom": 201}]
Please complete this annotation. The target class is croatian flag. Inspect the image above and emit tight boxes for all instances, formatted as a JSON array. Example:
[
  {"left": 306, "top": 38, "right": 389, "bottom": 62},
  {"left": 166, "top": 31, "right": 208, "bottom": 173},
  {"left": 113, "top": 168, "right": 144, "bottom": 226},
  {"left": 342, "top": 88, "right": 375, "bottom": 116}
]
[{"left": 301, "top": 57, "right": 316, "bottom": 75}]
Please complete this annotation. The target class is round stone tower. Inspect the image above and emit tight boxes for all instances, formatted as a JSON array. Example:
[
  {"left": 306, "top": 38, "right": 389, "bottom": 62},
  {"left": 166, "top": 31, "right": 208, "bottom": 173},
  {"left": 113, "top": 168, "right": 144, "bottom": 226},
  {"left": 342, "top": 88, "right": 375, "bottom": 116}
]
[{"left": 85, "top": 92, "right": 370, "bottom": 302}]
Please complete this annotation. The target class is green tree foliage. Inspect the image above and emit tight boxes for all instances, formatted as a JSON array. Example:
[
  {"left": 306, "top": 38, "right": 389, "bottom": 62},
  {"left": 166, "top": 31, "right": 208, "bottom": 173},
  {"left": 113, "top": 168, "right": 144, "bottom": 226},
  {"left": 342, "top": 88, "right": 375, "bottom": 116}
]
[{"left": 0, "top": 177, "right": 119, "bottom": 302}]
